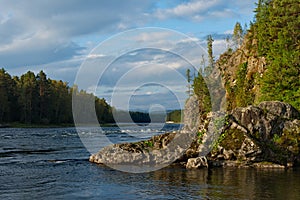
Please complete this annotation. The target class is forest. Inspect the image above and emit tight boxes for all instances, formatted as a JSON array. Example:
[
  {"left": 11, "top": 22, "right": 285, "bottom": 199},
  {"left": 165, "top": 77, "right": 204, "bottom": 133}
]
[
  {"left": 0, "top": 69, "right": 170, "bottom": 125},
  {"left": 0, "top": 69, "right": 114, "bottom": 125}
]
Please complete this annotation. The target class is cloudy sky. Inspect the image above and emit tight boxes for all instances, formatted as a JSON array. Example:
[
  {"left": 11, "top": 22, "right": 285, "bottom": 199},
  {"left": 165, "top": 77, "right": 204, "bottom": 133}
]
[{"left": 0, "top": 0, "right": 257, "bottom": 111}]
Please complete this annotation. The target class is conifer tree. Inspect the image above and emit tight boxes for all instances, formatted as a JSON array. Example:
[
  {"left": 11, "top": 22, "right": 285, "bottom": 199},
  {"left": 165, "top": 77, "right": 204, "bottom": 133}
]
[
  {"left": 206, "top": 35, "right": 214, "bottom": 75},
  {"left": 233, "top": 22, "right": 244, "bottom": 48}
]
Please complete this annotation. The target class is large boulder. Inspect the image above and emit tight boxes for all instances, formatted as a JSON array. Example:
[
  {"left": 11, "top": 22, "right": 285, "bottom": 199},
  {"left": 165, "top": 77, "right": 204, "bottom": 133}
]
[{"left": 208, "top": 101, "right": 300, "bottom": 168}]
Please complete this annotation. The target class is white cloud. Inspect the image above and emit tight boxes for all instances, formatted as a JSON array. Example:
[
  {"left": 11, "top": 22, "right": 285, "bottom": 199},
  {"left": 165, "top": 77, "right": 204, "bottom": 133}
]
[
  {"left": 135, "top": 31, "right": 172, "bottom": 43},
  {"left": 86, "top": 54, "right": 106, "bottom": 59},
  {"left": 208, "top": 9, "right": 236, "bottom": 18},
  {"left": 154, "top": 0, "right": 255, "bottom": 22},
  {"left": 156, "top": 0, "right": 222, "bottom": 20},
  {"left": 0, "top": 0, "right": 256, "bottom": 70},
  {"left": 0, "top": 0, "right": 155, "bottom": 68}
]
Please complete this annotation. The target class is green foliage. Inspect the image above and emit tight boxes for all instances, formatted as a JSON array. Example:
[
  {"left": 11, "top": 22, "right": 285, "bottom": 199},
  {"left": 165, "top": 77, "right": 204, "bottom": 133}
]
[
  {"left": 272, "top": 134, "right": 281, "bottom": 143},
  {"left": 215, "top": 129, "right": 245, "bottom": 152},
  {"left": 235, "top": 62, "right": 255, "bottom": 107},
  {"left": 212, "top": 131, "right": 227, "bottom": 152},
  {"left": 221, "top": 0, "right": 299, "bottom": 111},
  {"left": 206, "top": 35, "right": 214, "bottom": 74},
  {"left": 166, "top": 110, "right": 182, "bottom": 123},
  {"left": 186, "top": 69, "right": 192, "bottom": 96},
  {"left": 224, "top": 62, "right": 255, "bottom": 110},
  {"left": 192, "top": 72, "right": 212, "bottom": 115},
  {"left": 255, "top": 0, "right": 300, "bottom": 110},
  {"left": 0, "top": 69, "right": 114, "bottom": 125},
  {"left": 272, "top": 126, "right": 300, "bottom": 155},
  {"left": 144, "top": 140, "right": 154, "bottom": 147},
  {"left": 0, "top": 68, "right": 18, "bottom": 122},
  {"left": 233, "top": 22, "right": 244, "bottom": 48},
  {"left": 112, "top": 110, "right": 158, "bottom": 123},
  {"left": 197, "top": 130, "right": 205, "bottom": 143}
]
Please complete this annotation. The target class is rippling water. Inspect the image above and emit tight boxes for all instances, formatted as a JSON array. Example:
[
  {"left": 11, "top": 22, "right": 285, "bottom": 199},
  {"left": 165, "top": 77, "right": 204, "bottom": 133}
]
[{"left": 1, "top": 125, "right": 300, "bottom": 199}]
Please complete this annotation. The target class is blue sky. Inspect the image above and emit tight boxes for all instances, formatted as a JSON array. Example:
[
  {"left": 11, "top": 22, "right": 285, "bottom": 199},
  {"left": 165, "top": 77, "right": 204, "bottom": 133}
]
[{"left": 0, "top": 0, "right": 257, "bottom": 110}]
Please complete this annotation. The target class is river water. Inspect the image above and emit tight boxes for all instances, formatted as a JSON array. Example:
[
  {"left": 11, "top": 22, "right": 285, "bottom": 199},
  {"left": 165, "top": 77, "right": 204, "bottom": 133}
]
[{"left": 1, "top": 125, "right": 300, "bottom": 200}]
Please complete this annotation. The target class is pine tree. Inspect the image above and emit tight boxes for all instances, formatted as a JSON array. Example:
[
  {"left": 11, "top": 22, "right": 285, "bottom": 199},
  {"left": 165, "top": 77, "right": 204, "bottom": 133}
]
[
  {"left": 19, "top": 71, "right": 38, "bottom": 123},
  {"left": 233, "top": 22, "right": 244, "bottom": 49},
  {"left": 206, "top": 35, "right": 214, "bottom": 75},
  {"left": 36, "top": 71, "right": 51, "bottom": 123},
  {"left": 0, "top": 69, "right": 17, "bottom": 122},
  {"left": 192, "top": 72, "right": 212, "bottom": 115},
  {"left": 186, "top": 69, "right": 192, "bottom": 96}
]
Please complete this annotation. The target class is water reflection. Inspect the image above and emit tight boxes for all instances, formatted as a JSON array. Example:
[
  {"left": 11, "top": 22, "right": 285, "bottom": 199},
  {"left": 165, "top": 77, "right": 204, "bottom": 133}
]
[{"left": 148, "top": 166, "right": 300, "bottom": 200}]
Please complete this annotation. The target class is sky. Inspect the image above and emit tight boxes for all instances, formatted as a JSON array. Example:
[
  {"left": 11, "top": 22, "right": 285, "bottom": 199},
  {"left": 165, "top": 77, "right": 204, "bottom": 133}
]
[{"left": 0, "top": 0, "right": 257, "bottom": 111}]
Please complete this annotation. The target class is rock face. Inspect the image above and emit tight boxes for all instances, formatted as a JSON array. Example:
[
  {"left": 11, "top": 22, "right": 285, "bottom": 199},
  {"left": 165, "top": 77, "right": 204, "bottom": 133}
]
[
  {"left": 215, "top": 29, "right": 267, "bottom": 111},
  {"left": 208, "top": 101, "right": 300, "bottom": 168},
  {"left": 90, "top": 101, "right": 300, "bottom": 170}
]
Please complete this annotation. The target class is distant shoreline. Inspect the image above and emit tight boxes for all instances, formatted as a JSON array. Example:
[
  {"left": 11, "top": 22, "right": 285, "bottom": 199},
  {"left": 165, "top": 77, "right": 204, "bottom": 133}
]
[
  {"left": 0, "top": 122, "right": 183, "bottom": 128},
  {"left": 0, "top": 123, "right": 75, "bottom": 128}
]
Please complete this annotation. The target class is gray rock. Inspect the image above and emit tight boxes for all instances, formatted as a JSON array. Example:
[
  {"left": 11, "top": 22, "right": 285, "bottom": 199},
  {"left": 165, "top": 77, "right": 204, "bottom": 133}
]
[
  {"left": 186, "top": 156, "right": 208, "bottom": 169},
  {"left": 258, "top": 101, "right": 300, "bottom": 119},
  {"left": 208, "top": 101, "right": 300, "bottom": 168},
  {"left": 89, "top": 95, "right": 200, "bottom": 172}
]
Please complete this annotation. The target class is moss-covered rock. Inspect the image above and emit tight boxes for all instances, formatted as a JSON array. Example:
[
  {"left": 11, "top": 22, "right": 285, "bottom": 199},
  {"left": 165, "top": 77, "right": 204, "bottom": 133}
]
[{"left": 207, "top": 101, "right": 300, "bottom": 168}]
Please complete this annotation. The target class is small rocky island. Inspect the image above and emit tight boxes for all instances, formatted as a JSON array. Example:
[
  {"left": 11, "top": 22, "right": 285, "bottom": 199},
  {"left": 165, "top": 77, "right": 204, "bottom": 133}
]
[{"left": 90, "top": 100, "right": 300, "bottom": 169}]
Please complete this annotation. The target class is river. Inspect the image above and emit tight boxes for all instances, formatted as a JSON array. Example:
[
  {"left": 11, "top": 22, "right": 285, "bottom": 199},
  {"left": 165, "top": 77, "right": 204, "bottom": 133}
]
[{"left": 1, "top": 125, "right": 300, "bottom": 199}]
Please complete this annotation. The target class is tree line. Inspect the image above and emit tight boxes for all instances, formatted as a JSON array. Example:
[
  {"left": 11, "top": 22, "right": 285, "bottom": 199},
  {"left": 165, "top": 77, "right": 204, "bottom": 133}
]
[
  {"left": 0, "top": 69, "right": 167, "bottom": 125},
  {"left": 0, "top": 69, "right": 114, "bottom": 125}
]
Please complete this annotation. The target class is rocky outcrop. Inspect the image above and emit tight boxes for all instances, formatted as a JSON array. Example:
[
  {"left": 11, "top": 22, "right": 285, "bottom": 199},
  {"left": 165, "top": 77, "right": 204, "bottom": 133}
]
[
  {"left": 215, "top": 30, "right": 266, "bottom": 111},
  {"left": 90, "top": 101, "right": 300, "bottom": 170},
  {"left": 89, "top": 95, "right": 200, "bottom": 172},
  {"left": 208, "top": 101, "right": 300, "bottom": 168}
]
